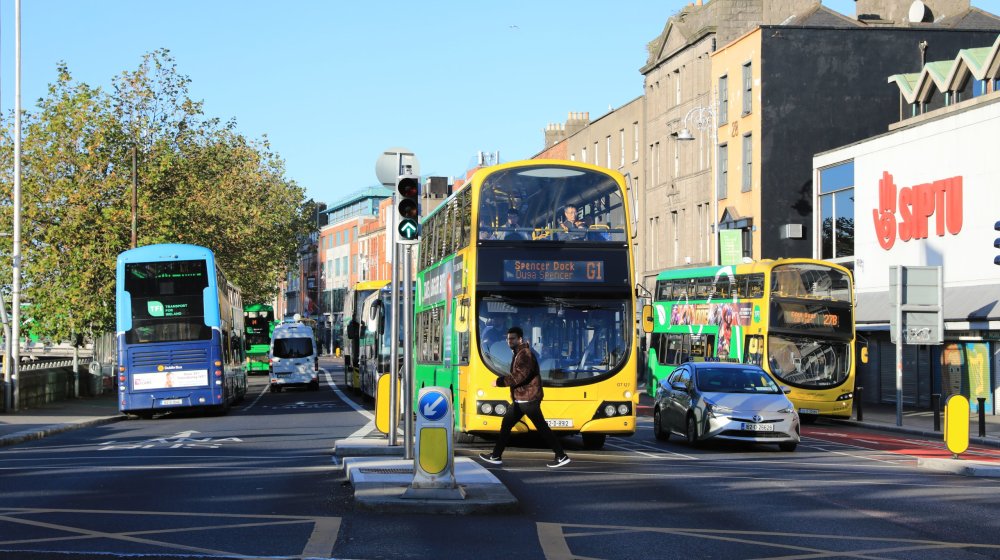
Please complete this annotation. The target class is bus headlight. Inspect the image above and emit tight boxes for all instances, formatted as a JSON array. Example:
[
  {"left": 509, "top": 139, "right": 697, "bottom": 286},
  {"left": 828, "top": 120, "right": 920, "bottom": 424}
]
[
  {"left": 476, "top": 400, "right": 509, "bottom": 417},
  {"left": 593, "top": 401, "right": 632, "bottom": 419},
  {"left": 836, "top": 392, "right": 854, "bottom": 401},
  {"left": 623, "top": 390, "right": 633, "bottom": 399}
]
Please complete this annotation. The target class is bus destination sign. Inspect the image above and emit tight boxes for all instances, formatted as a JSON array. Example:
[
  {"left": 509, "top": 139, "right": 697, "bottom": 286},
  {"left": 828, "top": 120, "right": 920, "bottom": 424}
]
[{"left": 503, "top": 259, "right": 605, "bottom": 283}]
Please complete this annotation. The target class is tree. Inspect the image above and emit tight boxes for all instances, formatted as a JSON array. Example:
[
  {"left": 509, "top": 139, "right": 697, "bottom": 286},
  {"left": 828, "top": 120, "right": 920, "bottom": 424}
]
[{"left": 0, "top": 51, "right": 313, "bottom": 341}]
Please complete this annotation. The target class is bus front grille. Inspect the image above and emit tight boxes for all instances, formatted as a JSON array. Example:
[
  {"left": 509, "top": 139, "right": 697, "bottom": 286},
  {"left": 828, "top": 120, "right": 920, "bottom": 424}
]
[{"left": 132, "top": 348, "right": 209, "bottom": 368}]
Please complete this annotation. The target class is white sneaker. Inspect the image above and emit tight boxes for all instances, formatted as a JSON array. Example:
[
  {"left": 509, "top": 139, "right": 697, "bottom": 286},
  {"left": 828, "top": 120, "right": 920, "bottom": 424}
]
[
  {"left": 546, "top": 455, "right": 570, "bottom": 468},
  {"left": 478, "top": 452, "right": 502, "bottom": 465}
]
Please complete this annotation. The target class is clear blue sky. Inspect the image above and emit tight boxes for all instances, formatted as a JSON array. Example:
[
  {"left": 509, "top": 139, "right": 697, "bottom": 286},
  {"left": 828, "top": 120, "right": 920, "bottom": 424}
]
[{"left": 0, "top": 1, "right": 992, "bottom": 203}]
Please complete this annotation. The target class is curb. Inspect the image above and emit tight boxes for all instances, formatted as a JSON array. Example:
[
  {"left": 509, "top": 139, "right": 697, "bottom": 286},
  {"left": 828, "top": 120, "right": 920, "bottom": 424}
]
[{"left": 0, "top": 415, "right": 125, "bottom": 448}]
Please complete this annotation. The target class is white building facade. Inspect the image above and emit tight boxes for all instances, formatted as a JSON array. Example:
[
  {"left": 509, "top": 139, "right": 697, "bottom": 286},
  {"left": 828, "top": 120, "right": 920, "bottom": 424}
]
[{"left": 814, "top": 94, "right": 1000, "bottom": 411}]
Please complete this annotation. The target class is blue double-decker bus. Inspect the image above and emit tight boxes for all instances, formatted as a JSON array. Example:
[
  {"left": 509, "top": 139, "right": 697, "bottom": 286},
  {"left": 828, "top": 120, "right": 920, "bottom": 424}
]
[{"left": 116, "top": 244, "right": 248, "bottom": 418}]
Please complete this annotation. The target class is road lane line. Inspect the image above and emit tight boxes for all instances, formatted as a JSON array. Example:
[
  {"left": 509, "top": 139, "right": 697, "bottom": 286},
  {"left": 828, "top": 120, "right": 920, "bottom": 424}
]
[
  {"left": 321, "top": 370, "right": 376, "bottom": 438},
  {"left": 241, "top": 382, "right": 271, "bottom": 411},
  {"left": 302, "top": 517, "right": 341, "bottom": 558}
]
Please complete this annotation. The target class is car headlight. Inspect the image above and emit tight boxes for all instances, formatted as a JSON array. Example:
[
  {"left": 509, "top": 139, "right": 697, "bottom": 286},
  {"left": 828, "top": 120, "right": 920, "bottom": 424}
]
[
  {"left": 706, "top": 401, "right": 733, "bottom": 418},
  {"left": 778, "top": 406, "right": 796, "bottom": 414}
]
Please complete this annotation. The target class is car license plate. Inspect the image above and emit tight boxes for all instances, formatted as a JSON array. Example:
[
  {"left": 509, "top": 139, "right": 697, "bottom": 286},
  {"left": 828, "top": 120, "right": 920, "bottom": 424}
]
[
  {"left": 160, "top": 398, "right": 183, "bottom": 406},
  {"left": 799, "top": 408, "right": 819, "bottom": 414},
  {"left": 546, "top": 419, "right": 573, "bottom": 428},
  {"left": 741, "top": 423, "right": 774, "bottom": 432}
]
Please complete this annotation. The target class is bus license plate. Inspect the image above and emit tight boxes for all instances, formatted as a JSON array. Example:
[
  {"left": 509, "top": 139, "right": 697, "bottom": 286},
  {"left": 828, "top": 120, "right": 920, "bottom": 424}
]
[
  {"left": 546, "top": 419, "right": 573, "bottom": 428},
  {"left": 799, "top": 408, "right": 819, "bottom": 415},
  {"left": 741, "top": 423, "right": 774, "bottom": 432},
  {"left": 161, "top": 398, "right": 183, "bottom": 406}
]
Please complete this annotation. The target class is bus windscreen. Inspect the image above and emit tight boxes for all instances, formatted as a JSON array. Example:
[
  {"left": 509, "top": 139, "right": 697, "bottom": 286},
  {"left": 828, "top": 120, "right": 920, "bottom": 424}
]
[{"left": 124, "top": 260, "right": 211, "bottom": 344}]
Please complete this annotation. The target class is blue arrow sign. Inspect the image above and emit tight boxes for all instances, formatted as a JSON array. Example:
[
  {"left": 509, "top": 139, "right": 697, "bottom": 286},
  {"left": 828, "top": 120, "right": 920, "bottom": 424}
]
[{"left": 418, "top": 390, "right": 448, "bottom": 421}]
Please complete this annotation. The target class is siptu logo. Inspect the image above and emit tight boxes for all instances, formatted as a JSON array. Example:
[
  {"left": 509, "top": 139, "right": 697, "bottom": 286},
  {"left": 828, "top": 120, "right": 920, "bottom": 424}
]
[{"left": 872, "top": 171, "right": 963, "bottom": 251}]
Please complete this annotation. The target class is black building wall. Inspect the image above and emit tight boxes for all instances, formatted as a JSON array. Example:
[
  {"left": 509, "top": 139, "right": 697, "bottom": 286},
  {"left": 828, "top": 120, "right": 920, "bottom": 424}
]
[{"left": 759, "top": 26, "right": 1000, "bottom": 259}]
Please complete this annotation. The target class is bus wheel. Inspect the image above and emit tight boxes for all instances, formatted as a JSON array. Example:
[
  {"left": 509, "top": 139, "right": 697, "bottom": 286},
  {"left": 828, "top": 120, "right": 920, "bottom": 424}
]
[
  {"left": 454, "top": 431, "right": 476, "bottom": 444},
  {"left": 132, "top": 411, "right": 154, "bottom": 420},
  {"left": 653, "top": 408, "right": 669, "bottom": 441},
  {"left": 582, "top": 433, "right": 606, "bottom": 450}
]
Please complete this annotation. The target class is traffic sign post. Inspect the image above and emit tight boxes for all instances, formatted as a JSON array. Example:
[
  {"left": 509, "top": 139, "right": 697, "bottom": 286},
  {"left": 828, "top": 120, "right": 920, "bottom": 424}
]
[
  {"left": 403, "top": 387, "right": 465, "bottom": 500},
  {"left": 889, "top": 265, "right": 943, "bottom": 427}
]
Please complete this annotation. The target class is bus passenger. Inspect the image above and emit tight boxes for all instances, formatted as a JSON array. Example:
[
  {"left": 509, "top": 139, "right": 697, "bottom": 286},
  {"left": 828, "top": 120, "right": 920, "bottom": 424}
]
[
  {"left": 560, "top": 206, "right": 586, "bottom": 240},
  {"left": 497, "top": 208, "right": 528, "bottom": 240}
]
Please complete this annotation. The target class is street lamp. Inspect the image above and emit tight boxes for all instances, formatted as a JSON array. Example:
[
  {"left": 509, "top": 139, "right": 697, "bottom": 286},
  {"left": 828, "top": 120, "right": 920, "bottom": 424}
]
[{"left": 673, "top": 105, "right": 719, "bottom": 265}]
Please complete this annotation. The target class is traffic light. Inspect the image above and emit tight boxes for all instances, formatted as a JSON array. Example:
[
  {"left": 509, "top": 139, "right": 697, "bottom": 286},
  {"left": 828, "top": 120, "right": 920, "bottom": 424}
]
[
  {"left": 995, "top": 220, "right": 1000, "bottom": 266},
  {"left": 396, "top": 174, "right": 420, "bottom": 245}
]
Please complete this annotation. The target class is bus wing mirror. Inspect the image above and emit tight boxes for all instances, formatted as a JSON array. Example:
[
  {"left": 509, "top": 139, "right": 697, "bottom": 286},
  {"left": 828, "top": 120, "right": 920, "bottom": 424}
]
[
  {"left": 641, "top": 304, "right": 654, "bottom": 334},
  {"left": 624, "top": 172, "right": 638, "bottom": 240}
]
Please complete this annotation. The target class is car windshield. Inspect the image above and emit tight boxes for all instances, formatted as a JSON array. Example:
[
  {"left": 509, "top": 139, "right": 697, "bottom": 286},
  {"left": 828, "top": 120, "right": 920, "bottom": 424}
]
[{"left": 695, "top": 367, "right": 781, "bottom": 394}]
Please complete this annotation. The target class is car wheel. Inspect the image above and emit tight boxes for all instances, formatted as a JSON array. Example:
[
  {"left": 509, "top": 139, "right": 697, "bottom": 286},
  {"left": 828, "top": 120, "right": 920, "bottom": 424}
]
[
  {"left": 653, "top": 408, "right": 670, "bottom": 441},
  {"left": 686, "top": 415, "right": 701, "bottom": 447},
  {"left": 779, "top": 442, "right": 798, "bottom": 452},
  {"left": 582, "top": 433, "right": 606, "bottom": 450}
]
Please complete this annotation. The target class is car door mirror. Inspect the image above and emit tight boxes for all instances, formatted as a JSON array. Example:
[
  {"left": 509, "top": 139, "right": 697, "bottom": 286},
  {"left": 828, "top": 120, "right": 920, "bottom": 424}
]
[{"left": 671, "top": 381, "right": 688, "bottom": 392}]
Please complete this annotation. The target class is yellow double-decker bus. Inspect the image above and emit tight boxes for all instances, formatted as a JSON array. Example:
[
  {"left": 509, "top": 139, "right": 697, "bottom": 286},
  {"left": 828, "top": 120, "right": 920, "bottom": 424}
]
[
  {"left": 643, "top": 259, "right": 855, "bottom": 421},
  {"left": 413, "top": 160, "right": 639, "bottom": 449}
]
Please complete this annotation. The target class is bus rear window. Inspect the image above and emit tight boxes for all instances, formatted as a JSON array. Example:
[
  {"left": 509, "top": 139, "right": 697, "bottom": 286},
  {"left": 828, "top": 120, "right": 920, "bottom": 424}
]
[
  {"left": 124, "top": 260, "right": 211, "bottom": 344},
  {"left": 274, "top": 338, "right": 314, "bottom": 358}
]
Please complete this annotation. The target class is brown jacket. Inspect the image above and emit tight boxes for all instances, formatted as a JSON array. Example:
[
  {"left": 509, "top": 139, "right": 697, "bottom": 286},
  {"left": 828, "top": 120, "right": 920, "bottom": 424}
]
[{"left": 498, "top": 341, "right": 543, "bottom": 402}]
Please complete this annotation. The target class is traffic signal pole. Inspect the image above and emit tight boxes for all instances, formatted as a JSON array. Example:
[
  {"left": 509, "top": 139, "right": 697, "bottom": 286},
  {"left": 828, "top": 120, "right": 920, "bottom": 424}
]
[{"left": 394, "top": 171, "right": 421, "bottom": 459}]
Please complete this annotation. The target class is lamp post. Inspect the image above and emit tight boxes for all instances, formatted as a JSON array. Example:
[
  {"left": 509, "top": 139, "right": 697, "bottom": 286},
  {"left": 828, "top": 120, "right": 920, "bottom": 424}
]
[{"left": 673, "top": 105, "right": 719, "bottom": 266}]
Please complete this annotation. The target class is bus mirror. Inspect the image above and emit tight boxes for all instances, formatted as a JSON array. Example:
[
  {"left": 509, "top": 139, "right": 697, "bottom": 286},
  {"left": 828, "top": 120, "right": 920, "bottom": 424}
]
[
  {"left": 860, "top": 345, "right": 869, "bottom": 364},
  {"left": 455, "top": 298, "right": 469, "bottom": 333},
  {"left": 641, "top": 304, "right": 654, "bottom": 334}
]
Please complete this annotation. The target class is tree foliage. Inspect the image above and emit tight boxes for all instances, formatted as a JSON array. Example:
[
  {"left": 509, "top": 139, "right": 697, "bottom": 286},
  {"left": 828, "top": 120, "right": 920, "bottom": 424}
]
[{"left": 0, "top": 50, "right": 311, "bottom": 342}]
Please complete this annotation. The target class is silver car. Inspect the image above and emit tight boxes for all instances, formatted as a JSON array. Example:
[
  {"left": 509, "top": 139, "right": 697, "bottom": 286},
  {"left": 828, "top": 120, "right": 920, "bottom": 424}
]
[{"left": 653, "top": 362, "right": 800, "bottom": 451}]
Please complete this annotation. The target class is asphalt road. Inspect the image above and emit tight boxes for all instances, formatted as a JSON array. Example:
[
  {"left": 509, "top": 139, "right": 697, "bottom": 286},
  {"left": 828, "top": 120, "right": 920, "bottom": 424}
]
[{"left": 0, "top": 363, "right": 999, "bottom": 559}]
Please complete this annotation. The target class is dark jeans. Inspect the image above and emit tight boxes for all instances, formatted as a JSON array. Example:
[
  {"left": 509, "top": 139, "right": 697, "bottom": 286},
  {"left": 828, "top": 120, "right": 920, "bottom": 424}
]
[{"left": 491, "top": 399, "right": 566, "bottom": 459}]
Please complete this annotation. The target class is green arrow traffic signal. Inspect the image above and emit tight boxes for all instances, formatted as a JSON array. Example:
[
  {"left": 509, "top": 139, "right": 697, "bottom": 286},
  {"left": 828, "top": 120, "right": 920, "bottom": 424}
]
[{"left": 399, "top": 219, "right": 419, "bottom": 240}]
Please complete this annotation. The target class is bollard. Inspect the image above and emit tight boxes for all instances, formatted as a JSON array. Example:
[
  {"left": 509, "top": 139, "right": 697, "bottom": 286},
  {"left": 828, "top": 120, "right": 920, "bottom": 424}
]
[
  {"left": 979, "top": 397, "right": 987, "bottom": 438},
  {"left": 855, "top": 386, "right": 863, "bottom": 422},
  {"left": 932, "top": 393, "right": 941, "bottom": 432}
]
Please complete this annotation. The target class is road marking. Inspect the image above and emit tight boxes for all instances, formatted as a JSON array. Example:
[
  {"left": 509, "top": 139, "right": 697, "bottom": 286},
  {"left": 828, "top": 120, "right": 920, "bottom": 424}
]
[
  {"left": 0, "top": 507, "right": 343, "bottom": 558},
  {"left": 536, "top": 522, "right": 1000, "bottom": 560},
  {"left": 242, "top": 382, "right": 271, "bottom": 411},
  {"left": 322, "top": 370, "right": 376, "bottom": 438}
]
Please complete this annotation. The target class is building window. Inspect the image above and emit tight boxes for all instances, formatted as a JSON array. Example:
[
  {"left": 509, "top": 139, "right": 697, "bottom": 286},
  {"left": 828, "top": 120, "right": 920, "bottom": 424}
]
[
  {"left": 717, "top": 143, "right": 728, "bottom": 200},
  {"left": 818, "top": 160, "right": 855, "bottom": 260},
  {"left": 673, "top": 141, "right": 679, "bottom": 179},
  {"left": 671, "top": 211, "right": 679, "bottom": 266},
  {"left": 742, "top": 62, "right": 752, "bottom": 115},
  {"left": 594, "top": 141, "right": 599, "bottom": 165},
  {"left": 618, "top": 130, "right": 625, "bottom": 167},
  {"left": 606, "top": 136, "right": 612, "bottom": 168},
  {"left": 718, "top": 75, "right": 728, "bottom": 125},
  {"left": 633, "top": 122, "right": 639, "bottom": 161},
  {"left": 582, "top": 146, "right": 587, "bottom": 163},
  {"left": 742, "top": 133, "right": 752, "bottom": 192},
  {"left": 674, "top": 68, "right": 681, "bottom": 106}
]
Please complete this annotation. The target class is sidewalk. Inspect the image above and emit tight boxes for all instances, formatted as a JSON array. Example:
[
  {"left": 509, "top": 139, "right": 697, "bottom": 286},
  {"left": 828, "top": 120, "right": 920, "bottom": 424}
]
[{"left": 0, "top": 392, "right": 123, "bottom": 447}]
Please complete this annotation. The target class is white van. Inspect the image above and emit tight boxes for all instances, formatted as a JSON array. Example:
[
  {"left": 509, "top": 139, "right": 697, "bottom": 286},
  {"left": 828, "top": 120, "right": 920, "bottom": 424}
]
[{"left": 269, "top": 321, "right": 319, "bottom": 392}]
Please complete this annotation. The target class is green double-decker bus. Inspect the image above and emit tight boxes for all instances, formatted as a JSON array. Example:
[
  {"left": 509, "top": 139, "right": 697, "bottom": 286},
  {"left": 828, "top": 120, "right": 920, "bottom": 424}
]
[{"left": 244, "top": 303, "right": 277, "bottom": 375}]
